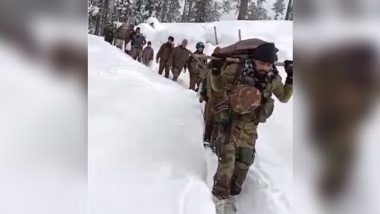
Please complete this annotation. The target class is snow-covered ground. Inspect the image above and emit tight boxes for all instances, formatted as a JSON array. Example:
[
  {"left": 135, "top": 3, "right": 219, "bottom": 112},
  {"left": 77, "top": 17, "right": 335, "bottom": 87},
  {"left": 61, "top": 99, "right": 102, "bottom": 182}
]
[{"left": 89, "top": 20, "right": 293, "bottom": 214}]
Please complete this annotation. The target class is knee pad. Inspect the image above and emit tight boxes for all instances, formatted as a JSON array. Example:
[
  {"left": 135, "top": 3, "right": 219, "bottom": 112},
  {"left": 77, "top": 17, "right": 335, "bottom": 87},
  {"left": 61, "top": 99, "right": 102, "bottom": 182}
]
[{"left": 236, "top": 147, "right": 256, "bottom": 166}]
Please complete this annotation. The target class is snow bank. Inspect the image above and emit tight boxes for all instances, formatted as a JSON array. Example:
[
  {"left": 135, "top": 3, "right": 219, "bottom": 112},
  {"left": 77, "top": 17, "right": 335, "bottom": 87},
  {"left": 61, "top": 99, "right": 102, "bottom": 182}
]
[{"left": 88, "top": 35, "right": 215, "bottom": 214}]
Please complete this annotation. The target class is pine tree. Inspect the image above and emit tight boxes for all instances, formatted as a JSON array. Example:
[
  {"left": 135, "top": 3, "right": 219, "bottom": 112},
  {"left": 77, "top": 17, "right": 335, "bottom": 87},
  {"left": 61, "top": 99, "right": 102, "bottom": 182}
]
[
  {"left": 116, "top": 0, "right": 135, "bottom": 23},
  {"left": 204, "top": 1, "right": 221, "bottom": 22},
  {"left": 221, "top": 0, "right": 233, "bottom": 14},
  {"left": 192, "top": 0, "right": 220, "bottom": 22},
  {"left": 193, "top": 0, "right": 206, "bottom": 22},
  {"left": 285, "top": 0, "right": 293, "bottom": 20},
  {"left": 182, "top": 0, "right": 189, "bottom": 22},
  {"left": 237, "top": 0, "right": 249, "bottom": 20},
  {"left": 167, "top": 0, "right": 181, "bottom": 22},
  {"left": 272, "top": 0, "right": 285, "bottom": 20},
  {"left": 88, "top": 0, "right": 103, "bottom": 35},
  {"left": 247, "top": 0, "right": 270, "bottom": 20}
]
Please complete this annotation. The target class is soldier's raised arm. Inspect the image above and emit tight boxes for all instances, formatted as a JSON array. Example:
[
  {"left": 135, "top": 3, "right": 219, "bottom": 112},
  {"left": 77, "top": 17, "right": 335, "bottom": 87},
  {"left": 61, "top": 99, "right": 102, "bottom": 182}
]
[{"left": 271, "top": 60, "right": 293, "bottom": 103}]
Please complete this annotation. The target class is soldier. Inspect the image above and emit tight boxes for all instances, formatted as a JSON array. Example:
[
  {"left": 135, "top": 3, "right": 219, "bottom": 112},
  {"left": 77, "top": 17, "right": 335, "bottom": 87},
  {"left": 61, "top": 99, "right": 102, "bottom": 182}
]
[
  {"left": 188, "top": 42, "right": 207, "bottom": 91},
  {"left": 210, "top": 42, "right": 293, "bottom": 213},
  {"left": 125, "top": 24, "right": 135, "bottom": 44},
  {"left": 103, "top": 22, "right": 114, "bottom": 44},
  {"left": 130, "top": 27, "right": 146, "bottom": 62},
  {"left": 115, "top": 22, "right": 129, "bottom": 50},
  {"left": 168, "top": 39, "right": 192, "bottom": 82},
  {"left": 156, "top": 36, "right": 174, "bottom": 78},
  {"left": 199, "top": 47, "right": 223, "bottom": 145},
  {"left": 124, "top": 24, "right": 135, "bottom": 55},
  {"left": 142, "top": 41, "right": 154, "bottom": 66}
]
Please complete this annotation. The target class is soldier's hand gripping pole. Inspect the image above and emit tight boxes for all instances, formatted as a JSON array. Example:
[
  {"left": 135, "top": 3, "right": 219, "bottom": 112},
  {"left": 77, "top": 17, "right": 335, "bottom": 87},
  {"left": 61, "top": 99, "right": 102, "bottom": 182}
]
[{"left": 192, "top": 54, "right": 292, "bottom": 67}]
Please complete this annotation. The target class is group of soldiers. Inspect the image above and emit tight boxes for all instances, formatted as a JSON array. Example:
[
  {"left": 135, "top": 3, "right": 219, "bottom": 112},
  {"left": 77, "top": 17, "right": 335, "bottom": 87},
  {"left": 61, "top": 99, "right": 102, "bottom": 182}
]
[
  {"left": 156, "top": 36, "right": 207, "bottom": 90},
  {"left": 105, "top": 23, "right": 293, "bottom": 214},
  {"left": 103, "top": 22, "right": 153, "bottom": 66},
  {"left": 104, "top": 23, "right": 206, "bottom": 91}
]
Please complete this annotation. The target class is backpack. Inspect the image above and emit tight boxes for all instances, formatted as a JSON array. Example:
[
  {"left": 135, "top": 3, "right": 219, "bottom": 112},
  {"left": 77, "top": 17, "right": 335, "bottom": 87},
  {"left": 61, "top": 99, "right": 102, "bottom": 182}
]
[{"left": 213, "top": 38, "right": 270, "bottom": 59}]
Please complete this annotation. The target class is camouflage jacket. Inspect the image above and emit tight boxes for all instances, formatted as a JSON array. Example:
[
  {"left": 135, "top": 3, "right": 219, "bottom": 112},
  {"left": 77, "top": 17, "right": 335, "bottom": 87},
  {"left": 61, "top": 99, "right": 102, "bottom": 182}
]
[
  {"left": 116, "top": 26, "right": 129, "bottom": 40},
  {"left": 142, "top": 46, "right": 154, "bottom": 62},
  {"left": 211, "top": 62, "right": 293, "bottom": 129},
  {"left": 156, "top": 42, "right": 174, "bottom": 63},
  {"left": 188, "top": 51, "right": 207, "bottom": 74},
  {"left": 168, "top": 45, "right": 192, "bottom": 68}
]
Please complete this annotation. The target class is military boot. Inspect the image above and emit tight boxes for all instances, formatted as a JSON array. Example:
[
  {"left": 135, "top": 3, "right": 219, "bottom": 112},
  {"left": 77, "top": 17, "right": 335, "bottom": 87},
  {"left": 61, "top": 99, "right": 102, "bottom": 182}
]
[{"left": 213, "top": 196, "right": 237, "bottom": 214}]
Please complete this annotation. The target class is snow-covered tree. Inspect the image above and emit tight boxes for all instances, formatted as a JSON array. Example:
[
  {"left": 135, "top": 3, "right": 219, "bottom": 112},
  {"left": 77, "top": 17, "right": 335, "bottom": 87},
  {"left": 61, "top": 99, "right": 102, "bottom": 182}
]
[
  {"left": 221, "top": 0, "right": 233, "bottom": 14},
  {"left": 192, "top": 0, "right": 221, "bottom": 22},
  {"left": 88, "top": 0, "right": 102, "bottom": 34},
  {"left": 247, "top": 0, "right": 271, "bottom": 20},
  {"left": 205, "top": 1, "right": 222, "bottom": 22},
  {"left": 166, "top": 0, "right": 181, "bottom": 22},
  {"left": 145, "top": 0, "right": 160, "bottom": 19},
  {"left": 272, "top": 0, "right": 286, "bottom": 20}
]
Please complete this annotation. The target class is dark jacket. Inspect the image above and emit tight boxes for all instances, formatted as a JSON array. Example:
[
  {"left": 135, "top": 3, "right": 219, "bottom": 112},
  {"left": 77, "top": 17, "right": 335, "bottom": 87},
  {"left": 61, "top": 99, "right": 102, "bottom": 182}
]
[
  {"left": 131, "top": 33, "right": 146, "bottom": 49},
  {"left": 156, "top": 42, "right": 174, "bottom": 63}
]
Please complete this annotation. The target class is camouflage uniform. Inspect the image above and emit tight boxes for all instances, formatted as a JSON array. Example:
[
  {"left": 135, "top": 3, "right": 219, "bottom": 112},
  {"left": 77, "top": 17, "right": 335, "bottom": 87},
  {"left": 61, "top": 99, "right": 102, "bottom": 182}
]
[
  {"left": 156, "top": 42, "right": 174, "bottom": 78},
  {"left": 115, "top": 25, "right": 129, "bottom": 49},
  {"left": 211, "top": 62, "right": 293, "bottom": 199},
  {"left": 142, "top": 46, "right": 154, "bottom": 66},
  {"left": 188, "top": 52, "right": 207, "bottom": 91},
  {"left": 168, "top": 45, "right": 192, "bottom": 81}
]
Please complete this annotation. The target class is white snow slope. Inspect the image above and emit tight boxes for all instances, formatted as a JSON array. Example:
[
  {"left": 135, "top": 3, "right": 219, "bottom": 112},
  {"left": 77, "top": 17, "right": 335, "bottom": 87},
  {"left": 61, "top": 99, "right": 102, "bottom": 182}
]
[{"left": 89, "top": 20, "right": 293, "bottom": 214}]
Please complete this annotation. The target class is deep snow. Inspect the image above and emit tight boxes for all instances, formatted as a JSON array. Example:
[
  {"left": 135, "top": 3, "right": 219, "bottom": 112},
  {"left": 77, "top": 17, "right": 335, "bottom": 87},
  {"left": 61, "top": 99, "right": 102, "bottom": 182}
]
[{"left": 89, "top": 20, "right": 293, "bottom": 214}]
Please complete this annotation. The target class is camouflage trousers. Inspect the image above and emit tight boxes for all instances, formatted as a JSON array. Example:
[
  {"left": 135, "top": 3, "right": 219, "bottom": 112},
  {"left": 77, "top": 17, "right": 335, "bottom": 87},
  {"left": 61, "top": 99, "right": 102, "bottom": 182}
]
[
  {"left": 212, "top": 120, "right": 257, "bottom": 199},
  {"left": 189, "top": 70, "right": 201, "bottom": 91},
  {"left": 130, "top": 47, "right": 143, "bottom": 62},
  {"left": 158, "top": 60, "right": 170, "bottom": 78},
  {"left": 171, "top": 66, "right": 184, "bottom": 81},
  {"left": 115, "top": 39, "right": 125, "bottom": 49},
  {"left": 203, "top": 101, "right": 214, "bottom": 142}
]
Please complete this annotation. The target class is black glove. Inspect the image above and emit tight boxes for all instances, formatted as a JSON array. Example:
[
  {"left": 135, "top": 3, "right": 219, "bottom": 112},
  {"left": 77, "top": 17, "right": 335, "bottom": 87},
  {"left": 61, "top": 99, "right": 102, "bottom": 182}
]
[
  {"left": 284, "top": 60, "right": 293, "bottom": 85},
  {"left": 284, "top": 60, "right": 293, "bottom": 76},
  {"left": 211, "top": 59, "right": 224, "bottom": 75}
]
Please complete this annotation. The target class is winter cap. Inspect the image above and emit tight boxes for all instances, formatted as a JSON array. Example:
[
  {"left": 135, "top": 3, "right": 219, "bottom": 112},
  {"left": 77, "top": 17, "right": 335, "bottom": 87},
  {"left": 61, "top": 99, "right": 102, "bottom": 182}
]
[
  {"left": 147, "top": 41, "right": 151, "bottom": 45},
  {"left": 196, "top": 42, "right": 205, "bottom": 49},
  {"left": 253, "top": 43, "right": 278, "bottom": 64},
  {"left": 168, "top": 36, "right": 174, "bottom": 41}
]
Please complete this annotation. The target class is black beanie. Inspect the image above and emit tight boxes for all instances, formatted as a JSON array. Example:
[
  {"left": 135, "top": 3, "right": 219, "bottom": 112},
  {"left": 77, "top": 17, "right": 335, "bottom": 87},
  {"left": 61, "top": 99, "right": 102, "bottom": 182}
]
[{"left": 253, "top": 43, "right": 278, "bottom": 63}]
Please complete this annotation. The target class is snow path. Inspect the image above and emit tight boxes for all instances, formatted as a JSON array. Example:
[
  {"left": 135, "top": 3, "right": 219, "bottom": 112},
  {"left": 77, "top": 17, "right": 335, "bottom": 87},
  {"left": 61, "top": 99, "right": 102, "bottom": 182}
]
[{"left": 89, "top": 20, "right": 293, "bottom": 214}]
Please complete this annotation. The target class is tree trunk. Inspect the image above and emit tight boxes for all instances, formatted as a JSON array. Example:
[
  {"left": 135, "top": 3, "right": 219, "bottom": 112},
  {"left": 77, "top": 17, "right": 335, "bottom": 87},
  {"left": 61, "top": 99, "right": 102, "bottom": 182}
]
[
  {"left": 167, "top": 0, "right": 172, "bottom": 22},
  {"left": 101, "top": 0, "right": 109, "bottom": 35},
  {"left": 161, "top": 0, "right": 168, "bottom": 22},
  {"left": 94, "top": 14, "right": 101, "bottom": 35},
  {"left": 285, "top": 0, "right": 292, "bottom": 20},
  {"left": 237, "top": 0, "right": 249, "bottom": 20},
  {"left": 187, "top": 0, "right": 193, "bottom": 22},
  {"left": 196, "top": 1, "right": 206, "bottom": 22},
  {"left": 182, "top": 0, "right": 188, "bottom": 22}
]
